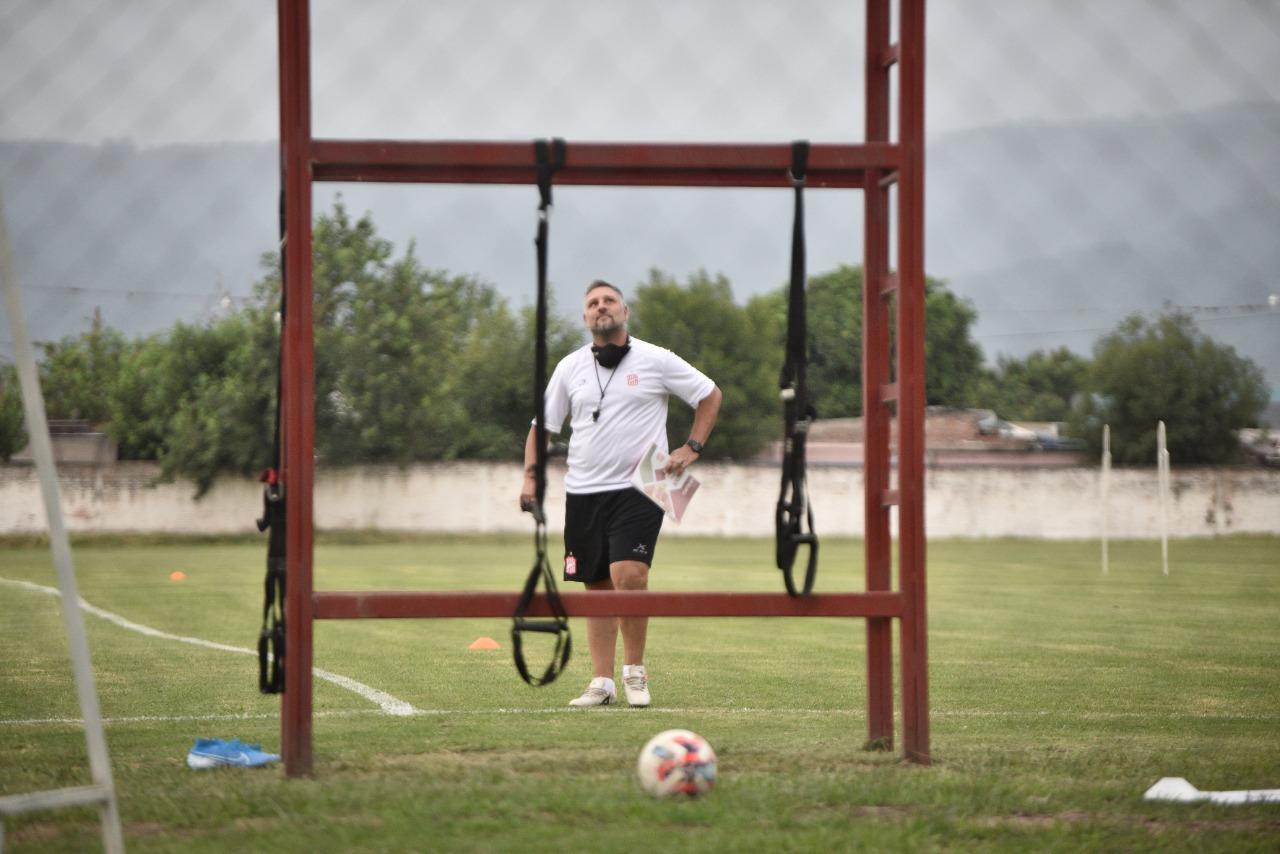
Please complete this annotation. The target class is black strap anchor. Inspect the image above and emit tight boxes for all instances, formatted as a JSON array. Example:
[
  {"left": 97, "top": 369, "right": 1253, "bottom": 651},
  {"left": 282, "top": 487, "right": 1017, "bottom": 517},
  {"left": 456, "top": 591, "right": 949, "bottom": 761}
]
[
  {"left": 512, "top": 138, "right": 572, "bottom": 685},
  {"left": 776, "top": 140, "right": 819, "bottom": 597}
]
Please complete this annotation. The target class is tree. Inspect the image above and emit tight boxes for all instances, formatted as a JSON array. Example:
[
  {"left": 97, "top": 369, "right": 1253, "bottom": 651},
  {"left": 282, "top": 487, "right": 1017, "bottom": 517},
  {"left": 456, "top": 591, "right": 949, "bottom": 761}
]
[
  {"left": 747, "top": 264, "right": 987, "bottom": 418},
  {"left": 1068, "top": 311, "right": 1269, "bottom": 464},
  {"left": 181, "top": 198, "right": 584, "bottom": 477},
  {"left": 923, "top": 278, "right": 985, "bottom": 408},
  {"left": 107, "top": 334, "right": 171, "bottom": 461},
  {"left": 746, "top": 266, "right": 861, "bottom": 418},
  {"left": 974, "top": 347, "right": 1090, "bottom": 421},
  {"left": 37, "top": 309, "right": 130, "bottom": 427},
  {"left": 0, "top": 362, "right": 27, "bottom": 462},
  {"left": 629, "top": 269, "right": 779, "bottom": 460},
  {"left": 445, "top": 301, "right": 583, "bottom": 460},
  {"left": 155, "top": 313, "right": 276, "bottom": 492},
  {"left": 320, "top": 245, "right": 473, "bottom": 464},
  {"left": 28, "top": 197, "right": 592, "bottom": 492},
  {"left": 305, "top": 203, "right": 581, "bottom": 464}
]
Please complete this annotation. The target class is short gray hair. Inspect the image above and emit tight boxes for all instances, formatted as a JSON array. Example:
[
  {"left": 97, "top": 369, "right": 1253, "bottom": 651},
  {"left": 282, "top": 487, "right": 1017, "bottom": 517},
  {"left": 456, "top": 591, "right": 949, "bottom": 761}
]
[{"left": 585, "top": 279, "right": 624, "bottom": 299}]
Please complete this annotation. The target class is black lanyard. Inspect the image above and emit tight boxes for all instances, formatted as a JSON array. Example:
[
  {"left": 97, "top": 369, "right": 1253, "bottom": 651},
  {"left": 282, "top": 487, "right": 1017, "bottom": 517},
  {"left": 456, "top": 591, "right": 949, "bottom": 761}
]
[{"left": 592, "top": 360, "right": 620, "bottom": 421}]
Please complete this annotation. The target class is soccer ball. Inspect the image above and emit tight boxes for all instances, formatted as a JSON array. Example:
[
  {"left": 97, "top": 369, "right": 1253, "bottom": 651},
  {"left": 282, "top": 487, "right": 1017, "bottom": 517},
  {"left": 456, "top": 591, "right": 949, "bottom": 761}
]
[{"left": 636, "top": 729, "right": 717, "bottom": 798}]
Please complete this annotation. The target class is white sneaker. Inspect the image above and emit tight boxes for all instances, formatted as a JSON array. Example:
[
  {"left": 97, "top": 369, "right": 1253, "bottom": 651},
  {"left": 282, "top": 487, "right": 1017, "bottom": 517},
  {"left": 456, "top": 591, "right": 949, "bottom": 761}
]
[
  {"left": 568, "top": 676, "right": 616, "bottom": 707},
  {"left": 622, "top": 666, "right": 650, "bottom": 708}
]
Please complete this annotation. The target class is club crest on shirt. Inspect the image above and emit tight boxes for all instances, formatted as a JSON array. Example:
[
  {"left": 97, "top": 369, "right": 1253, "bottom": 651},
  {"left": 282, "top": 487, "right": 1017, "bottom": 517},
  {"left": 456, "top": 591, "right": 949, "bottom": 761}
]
[{"left": 627, "top": 373, "right": 639, "bottom": 386}]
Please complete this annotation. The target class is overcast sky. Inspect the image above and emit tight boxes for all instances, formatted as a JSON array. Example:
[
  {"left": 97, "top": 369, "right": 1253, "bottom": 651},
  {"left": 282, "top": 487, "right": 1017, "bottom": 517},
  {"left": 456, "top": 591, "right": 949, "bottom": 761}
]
[
  {"left": 3, "top": 1, "right": 1278, "bottom": 395},
  {"left": 4, "top": 1, "right": 1278, "bottom": 146}
]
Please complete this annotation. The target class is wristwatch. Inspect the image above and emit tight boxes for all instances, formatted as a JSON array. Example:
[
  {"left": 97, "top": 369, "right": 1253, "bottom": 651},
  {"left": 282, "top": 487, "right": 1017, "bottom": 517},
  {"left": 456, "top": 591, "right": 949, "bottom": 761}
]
[{"left": 685, "top": 438, "right": 705, "bottom": 454}]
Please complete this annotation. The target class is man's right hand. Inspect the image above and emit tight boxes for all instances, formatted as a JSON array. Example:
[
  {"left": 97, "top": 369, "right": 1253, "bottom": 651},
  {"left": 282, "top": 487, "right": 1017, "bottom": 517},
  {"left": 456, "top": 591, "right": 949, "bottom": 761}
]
[
  {"left": 519, "top": 474, "right": 546, "bottom": 524},
  {"left": 519, "top": 471, "right": 537, "bottom": 513}
]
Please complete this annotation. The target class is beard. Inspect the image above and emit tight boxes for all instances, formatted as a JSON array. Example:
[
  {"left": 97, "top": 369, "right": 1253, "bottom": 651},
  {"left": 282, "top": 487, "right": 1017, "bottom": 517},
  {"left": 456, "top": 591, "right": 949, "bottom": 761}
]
[{"left": 591, "top": 314, "right": 622, "bottom": 334}]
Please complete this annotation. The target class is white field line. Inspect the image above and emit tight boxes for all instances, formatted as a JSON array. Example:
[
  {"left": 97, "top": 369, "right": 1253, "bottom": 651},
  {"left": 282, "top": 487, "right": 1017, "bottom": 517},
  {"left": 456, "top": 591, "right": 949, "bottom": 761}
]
[
  {"left": 0, "top": 576, "right": 419, "bottom": 717},
  {"left": 6, "top": 576, "right": 1277, "bottom": 728},
  {"left": 932, "top": 709, "right": 1280, "bottom": 721},
  {"left": 7, "top": 706, "right": 1280, "bottom": 728},
  {"left": 1, "top": 710, "right": 378, "bottom": 727}
]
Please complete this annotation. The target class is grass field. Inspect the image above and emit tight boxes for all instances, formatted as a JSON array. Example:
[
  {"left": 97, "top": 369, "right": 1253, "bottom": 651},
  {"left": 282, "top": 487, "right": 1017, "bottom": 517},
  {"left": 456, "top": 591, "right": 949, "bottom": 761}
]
[{"left": 2, "top": 534, "right": 1278, "bottom": 852}]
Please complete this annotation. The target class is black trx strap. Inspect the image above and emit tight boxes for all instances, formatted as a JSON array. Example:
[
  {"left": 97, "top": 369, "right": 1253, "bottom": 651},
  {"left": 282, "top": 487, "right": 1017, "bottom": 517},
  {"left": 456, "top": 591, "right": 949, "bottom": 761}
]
[
  {"left": 256, "top": 469, "right": 285, "bottom": 693},
  {"left": 512, "top": 138, "right": 572, "bottom": 686},
  {"left": 255, "top": 188, "right": 287, "bottom": 694},
  {"left": 775, "top": 140, "right": 819, "bottom": 597}
]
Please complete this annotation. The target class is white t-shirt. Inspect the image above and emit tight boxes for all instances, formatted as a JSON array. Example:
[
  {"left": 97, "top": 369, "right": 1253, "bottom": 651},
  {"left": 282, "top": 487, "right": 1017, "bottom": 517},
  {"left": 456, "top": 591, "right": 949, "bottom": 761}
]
[{"left": 539, "top": 337, "right": 715, "bottom": 494}]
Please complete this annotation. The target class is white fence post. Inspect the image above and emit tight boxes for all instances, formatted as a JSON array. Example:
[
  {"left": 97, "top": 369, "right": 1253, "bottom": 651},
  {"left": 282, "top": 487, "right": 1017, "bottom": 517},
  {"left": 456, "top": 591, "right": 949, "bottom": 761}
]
[
  {"left": 1157, "top": 420, "right": 1171, "bottom": 576},
  {"left": 1101, "top": 424, "right": 1111, "bottom": 575}
]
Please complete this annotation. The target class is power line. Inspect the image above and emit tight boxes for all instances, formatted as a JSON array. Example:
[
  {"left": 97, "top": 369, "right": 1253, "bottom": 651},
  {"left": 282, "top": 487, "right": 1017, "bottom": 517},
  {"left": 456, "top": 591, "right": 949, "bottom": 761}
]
[
  {"left": 978, "top": 301, "right": 1280, "bottom": 317},
  {"left": 978, "top": 309, "right": 1278, "bottom": 341},
  {"left": 20, "top": 283, "right": 254, "bottom": 299}
]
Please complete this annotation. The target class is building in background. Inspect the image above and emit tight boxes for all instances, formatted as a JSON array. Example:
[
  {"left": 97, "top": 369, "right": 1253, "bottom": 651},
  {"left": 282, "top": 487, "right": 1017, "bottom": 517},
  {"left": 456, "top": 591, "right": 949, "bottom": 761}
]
[{"left": 11, "top": 419, "right": 117, "bottom": 466}]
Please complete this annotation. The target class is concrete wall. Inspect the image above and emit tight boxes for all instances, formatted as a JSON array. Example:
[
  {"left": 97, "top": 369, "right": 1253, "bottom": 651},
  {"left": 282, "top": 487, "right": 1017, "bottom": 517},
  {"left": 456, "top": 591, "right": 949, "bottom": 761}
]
[
  {"left": 2, "top": 461, "right": 1277, "bottom": 539},
  {"left": 11, "top": 432, "right": 118, "bottom": 466}
]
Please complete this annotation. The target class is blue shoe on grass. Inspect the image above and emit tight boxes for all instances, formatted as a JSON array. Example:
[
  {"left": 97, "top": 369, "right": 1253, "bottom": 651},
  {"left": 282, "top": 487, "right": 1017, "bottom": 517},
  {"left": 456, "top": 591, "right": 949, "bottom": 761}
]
[{"left": 187, "top": 738, "right": 280, "bottom": 769}]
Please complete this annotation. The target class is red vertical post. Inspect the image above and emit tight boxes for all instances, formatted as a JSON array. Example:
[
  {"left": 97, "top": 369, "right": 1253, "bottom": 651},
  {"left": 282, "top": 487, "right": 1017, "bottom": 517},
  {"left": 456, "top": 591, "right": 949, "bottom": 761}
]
[
  {"left": 896, "top": 0, "right": 930, "bottom": 765},
  {"left": 271, "top": 0, "right": 927, "bottom": 771},
  {"left": 862, "top": 0, "right": 895, "bottom": 750},
  {"left": 277, "top": 0, "right": 316, "bottom": 777}
]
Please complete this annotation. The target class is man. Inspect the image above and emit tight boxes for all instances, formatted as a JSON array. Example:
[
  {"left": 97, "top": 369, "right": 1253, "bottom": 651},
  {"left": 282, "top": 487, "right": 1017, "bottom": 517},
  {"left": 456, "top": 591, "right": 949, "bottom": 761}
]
[{"left": 520, "top": 280, "right": 722, "bottom": 708}]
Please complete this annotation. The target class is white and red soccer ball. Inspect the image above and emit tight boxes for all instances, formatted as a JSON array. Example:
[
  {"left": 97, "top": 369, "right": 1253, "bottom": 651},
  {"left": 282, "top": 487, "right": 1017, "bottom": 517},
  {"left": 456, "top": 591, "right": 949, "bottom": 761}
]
[{"left": 636, "top": 729, "right": 717, "bottom": 798}]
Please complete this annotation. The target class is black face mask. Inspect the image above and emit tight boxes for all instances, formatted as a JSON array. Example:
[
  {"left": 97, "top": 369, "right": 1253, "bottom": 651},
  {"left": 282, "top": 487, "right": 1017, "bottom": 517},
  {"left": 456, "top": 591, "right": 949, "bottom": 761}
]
[{"left": 591, "top": 340, "right": 631, "bottom": 369}]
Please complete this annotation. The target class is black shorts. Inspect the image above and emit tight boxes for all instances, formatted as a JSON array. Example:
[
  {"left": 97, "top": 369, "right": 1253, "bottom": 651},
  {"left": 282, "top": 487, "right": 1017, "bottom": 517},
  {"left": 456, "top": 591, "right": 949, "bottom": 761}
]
[{"left": 563, "top": 488, "right": 665, "bottom": 584}]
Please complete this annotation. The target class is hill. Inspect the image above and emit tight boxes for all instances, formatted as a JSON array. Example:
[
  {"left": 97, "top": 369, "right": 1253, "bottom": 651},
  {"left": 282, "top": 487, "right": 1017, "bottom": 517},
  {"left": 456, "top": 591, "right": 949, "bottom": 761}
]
[{"left": 2, "top": 102, "right": 1276, "bottom": 394}]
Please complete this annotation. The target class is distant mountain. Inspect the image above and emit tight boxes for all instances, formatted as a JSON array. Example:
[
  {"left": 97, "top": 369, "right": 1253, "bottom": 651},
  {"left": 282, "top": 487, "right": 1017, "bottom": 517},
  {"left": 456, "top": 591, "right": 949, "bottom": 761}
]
[
  {"left": 2, "top": 101, "right": 1277, "bottom": 396},
  {"left": 0, "top": 139, "right": 278, "bottom": 344},
  {"left": 929, "top": 102, "right": 1280, "bottom": 388}
]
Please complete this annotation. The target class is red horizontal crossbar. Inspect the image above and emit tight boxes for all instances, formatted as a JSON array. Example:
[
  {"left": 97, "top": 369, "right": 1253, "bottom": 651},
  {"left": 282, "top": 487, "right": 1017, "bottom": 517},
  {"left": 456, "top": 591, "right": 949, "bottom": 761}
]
[
  {"left": 309, "top": 140, "right": 899, "bottom": 188},
  {"left": 314, "top": 590, "right": 905, "bottom": 619}
]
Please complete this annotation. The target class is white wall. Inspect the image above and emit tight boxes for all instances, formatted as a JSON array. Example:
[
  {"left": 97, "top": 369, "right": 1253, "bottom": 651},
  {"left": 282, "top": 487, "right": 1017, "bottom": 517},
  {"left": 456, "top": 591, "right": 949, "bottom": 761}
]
[{"left": 2, "top": 461, "right": 1277, "bottom": 539}]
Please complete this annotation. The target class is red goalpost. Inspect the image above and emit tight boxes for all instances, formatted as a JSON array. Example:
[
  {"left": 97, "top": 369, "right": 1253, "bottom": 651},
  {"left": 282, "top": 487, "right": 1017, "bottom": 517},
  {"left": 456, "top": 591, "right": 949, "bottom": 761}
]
[{"left": 275, "top": 0, "right": 928, "bottom": 775}]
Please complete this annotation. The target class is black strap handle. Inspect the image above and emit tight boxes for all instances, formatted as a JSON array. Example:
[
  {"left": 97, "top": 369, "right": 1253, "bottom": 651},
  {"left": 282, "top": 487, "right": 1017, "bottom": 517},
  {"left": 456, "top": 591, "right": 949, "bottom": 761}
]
[
  {"left": 776, "top": 141, "right": 818, "bottom": 597},
  {"left": 256, "top": 478, "right": 286, "bottom": 693},
  {"left": 775, "top": 468, "right": 818, "bottom": 596},
  {"left": 513, "top": 138, "right": 572, "bottom": 685},
  {"left": 511, "top": 523, "right": 573, "bottom": 686}
]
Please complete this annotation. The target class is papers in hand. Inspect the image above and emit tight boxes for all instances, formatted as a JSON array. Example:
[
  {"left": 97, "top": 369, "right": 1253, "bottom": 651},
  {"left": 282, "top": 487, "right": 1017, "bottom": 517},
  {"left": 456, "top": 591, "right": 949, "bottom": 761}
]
[{"left": 630, "top": 443, "right": 700, "bottom": 522}]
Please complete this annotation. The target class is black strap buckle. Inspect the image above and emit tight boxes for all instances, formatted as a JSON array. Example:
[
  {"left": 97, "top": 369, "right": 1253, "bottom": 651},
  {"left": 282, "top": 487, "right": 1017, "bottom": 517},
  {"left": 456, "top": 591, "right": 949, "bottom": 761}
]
[
  {"left": 787, "top": 139, "right": 810, "bottom": 187},
  {"left": 534, "top": 137, "right": 566, "bottom": 212}
]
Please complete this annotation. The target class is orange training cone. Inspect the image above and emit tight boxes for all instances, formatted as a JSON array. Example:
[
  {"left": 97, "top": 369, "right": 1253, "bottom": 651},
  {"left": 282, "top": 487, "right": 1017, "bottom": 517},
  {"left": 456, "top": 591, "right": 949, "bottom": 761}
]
[
  {"left": 468, "top": 636, "right": 500, "bottom": 651},
  {"left": 169, "top": 571, "right": 186, "bottom": 582}
]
